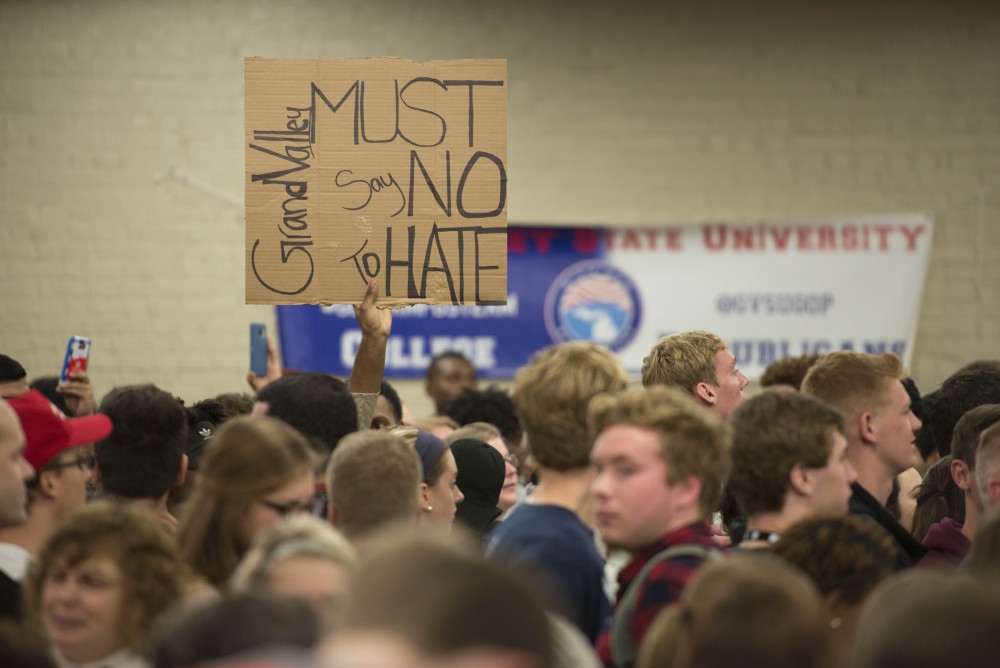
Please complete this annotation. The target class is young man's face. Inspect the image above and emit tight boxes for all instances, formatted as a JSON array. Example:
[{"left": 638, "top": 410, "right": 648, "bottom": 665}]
[
  {"left": 873, "top": 379, "right": 921, "bottom": 476},
  {"left": 591, "top": 424, "right": 689, "bottom": 551},
  {"left": 805, "top": 428, "right": 856, "bottom": 515},
  {"left": 425, "top": 357, "right": 477, "bottom": 414},
  {"left": 709, "top": 348, "right": 748, "bottom": 419}
]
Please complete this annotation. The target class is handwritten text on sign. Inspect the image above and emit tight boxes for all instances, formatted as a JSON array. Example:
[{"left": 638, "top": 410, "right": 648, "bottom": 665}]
[{"left": 245, "top": 58, "right": 508, "bottom": 305}]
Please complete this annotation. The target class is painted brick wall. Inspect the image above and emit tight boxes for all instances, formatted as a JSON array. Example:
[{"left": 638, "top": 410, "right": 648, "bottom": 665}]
[{"left": 1, "top": 0, "right": 997, "bottom": 416}]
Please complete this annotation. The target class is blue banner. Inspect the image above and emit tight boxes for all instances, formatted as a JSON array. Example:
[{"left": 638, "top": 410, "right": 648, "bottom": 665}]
[
  {"left": 277, "top": 227, "right": 608, "bottom": 379},
  {"left": 278, "top": 217, "right": 932, "bottom": 380}
]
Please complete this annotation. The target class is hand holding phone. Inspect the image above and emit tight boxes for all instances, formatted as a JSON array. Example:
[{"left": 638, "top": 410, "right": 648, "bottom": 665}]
[{"left": 60, "top": 336, "right": 91, "bottom": 386}]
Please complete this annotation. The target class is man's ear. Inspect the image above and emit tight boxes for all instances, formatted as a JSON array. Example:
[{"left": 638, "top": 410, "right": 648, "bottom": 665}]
[
  {"left": 859, "top": 411, "right": 877, "bottom": 445},
  {"left": 789, "top": 464, "right": 811, "bottom": 496},
  {"left": 951, "top": 458, "right": 972, "bottom": 492},
  {"left": 671, "top": 474, "right": 704, "bottom": 512},
  {"left": 694, "top": 382, "right": 717, "bottom": 407},
  {"left": 37, "top": 470, "right": 59, "bottom": 500}
]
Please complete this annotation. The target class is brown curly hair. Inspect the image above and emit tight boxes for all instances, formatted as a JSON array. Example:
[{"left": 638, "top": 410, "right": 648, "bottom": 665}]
[
  {"left": 771, "top": 514, "right": 895, "bottom": 605},
  {"left": 24, "top": 499, "right": 184, "bottom": 654},
  {"left": 759, "top": 353, "right": 822, "bottom": 391}
]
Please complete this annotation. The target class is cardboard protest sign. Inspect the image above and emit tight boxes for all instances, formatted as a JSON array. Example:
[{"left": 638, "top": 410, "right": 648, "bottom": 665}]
[{"left": 245, "top": 58, "right": 508, "bottom": 306}]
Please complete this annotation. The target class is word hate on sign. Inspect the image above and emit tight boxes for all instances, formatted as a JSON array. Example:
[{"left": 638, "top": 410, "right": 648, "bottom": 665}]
[{"left": 244, "top": 57, "right": 508, "bottom": 307}]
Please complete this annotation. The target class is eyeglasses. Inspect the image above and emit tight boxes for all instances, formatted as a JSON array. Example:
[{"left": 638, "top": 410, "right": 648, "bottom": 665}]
[
  {"left": 504, "top": 453, "right": 519, "bottom": 468},
  {"left": 44, "top": 452, "right": 96, "bottom": 473},
  {"left": 258, "top": 498, "right": 313, "bottom": 517}
]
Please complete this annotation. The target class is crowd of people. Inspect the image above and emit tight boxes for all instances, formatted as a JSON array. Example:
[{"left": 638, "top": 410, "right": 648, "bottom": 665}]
[{"left": 1, "top": 281, "right": 999, "bottom": 668}]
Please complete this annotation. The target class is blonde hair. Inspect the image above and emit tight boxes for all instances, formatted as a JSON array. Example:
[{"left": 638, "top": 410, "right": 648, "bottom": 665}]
[
  {"left": 641, "top": 331, "right": 727, "bottom": 392},
  {"left": 514, "top": 342, "right": 629, "bottom": 471},
  {"left": 177, "top": 416, "right": 316, "bottom": 589},
  {"left": 800, "top": 351, "right": 904, "bottom": 421},
  {"left": 446, "top": 422, "right": 502, "bottom": 445},
  {"left": 588, "top": 386, "right": 731, "bottom": 516},
  {"left": 230, "top": 514, "right": 358, "bottom": 592}
]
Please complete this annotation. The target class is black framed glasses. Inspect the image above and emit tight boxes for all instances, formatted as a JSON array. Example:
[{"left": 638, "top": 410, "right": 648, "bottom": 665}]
[
  {"left": 258, "top": 498, "right": 313, "bottom": 517},
  {"left": 44, "top": 452, "right": 96, "bottom": 472}
]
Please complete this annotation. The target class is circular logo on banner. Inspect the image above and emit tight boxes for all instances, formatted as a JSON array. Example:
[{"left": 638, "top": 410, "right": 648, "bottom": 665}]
[{"left": 543, "top": 261, "right": 642, "bottom": 351}]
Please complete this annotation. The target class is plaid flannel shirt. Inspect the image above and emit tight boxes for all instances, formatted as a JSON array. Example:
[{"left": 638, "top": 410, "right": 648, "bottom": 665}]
[{"left": 596, "top": 521, "right": 721, "bottom": 667}]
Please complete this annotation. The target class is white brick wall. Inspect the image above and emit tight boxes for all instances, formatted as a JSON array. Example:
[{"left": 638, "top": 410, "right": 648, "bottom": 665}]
[{"left": 1, "top": 0, "right": 998, "bottom": 415}]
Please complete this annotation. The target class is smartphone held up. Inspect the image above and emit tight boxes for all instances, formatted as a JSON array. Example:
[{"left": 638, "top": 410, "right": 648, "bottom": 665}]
[{"left": 60, "top": 336, "right": 91, "bottom": 385}]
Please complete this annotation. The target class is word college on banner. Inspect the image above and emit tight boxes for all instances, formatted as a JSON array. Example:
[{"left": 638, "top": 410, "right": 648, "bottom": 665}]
[
  {"left": 278, "top": 216, "right": 934, "bottom": 380},
  {"left": 245, "top": 57, "right": 508, "bottom": 306}
]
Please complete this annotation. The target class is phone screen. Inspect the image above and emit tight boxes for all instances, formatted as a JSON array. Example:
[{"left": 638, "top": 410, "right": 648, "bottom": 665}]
[
  {"left": 250, "top": 323, "right": 268, "bottom": 376},
  {"left": 60, "top": 336, "right": 91, "bottom": 385}
]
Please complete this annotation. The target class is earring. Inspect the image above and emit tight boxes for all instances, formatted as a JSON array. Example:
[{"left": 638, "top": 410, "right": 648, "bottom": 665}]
[
  {"left": 830, "top": 617, "right": 842, "bottom": 629},
  {"left": 424, "top": 505, "right": 434, "bottom": 513}
]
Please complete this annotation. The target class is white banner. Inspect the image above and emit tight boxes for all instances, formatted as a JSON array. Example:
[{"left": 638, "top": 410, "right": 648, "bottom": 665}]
[{"left": 606, "top": 215, "right": 934, "bottom": 378}]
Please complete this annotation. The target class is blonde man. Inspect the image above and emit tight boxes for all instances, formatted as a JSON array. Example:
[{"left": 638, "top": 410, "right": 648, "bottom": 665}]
[
  {"left": 589, "top": 385, "right": 731, "bottom": 667},
  {"left": 801, "top": 351, "right": 925, "bottom": 569},
  {"left": 486, "top": 342, "right": 628, "bottom": 644},
  {"left": 641, "top": 331, "right": 748, "bottom": 418}
]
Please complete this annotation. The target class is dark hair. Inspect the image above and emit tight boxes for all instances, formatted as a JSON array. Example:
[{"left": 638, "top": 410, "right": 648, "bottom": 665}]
[
  {"left": 444, "top": 386, "right": 522, "bottom": 447},
  {"left": 728, "top": 391, "right": 845, "bottom": 516},
  {"left": 925, "top": 370, "right": 1000, "bottom": 457},
  {"left": 256, "top": 373, "right": 357, "bottom": 463},
  {"left": 425, "top": 351, "right": 474, "bottom": 382},
  {"left": 885, "top": 475, "right": 902, "bottom": 522},
  {"left": 915, "top": 390, "right": 939, "bottom": 460},
  {"left": 759, "top": 353, "right": 822, "bottom": 390},
  {"left": 912, "top": 455, "right": 965, "bottom": 541},
  {"left": 0, "top": 354, "right": 26, "bottom": 383},
  {"left": 957, "top": 359, "right": 1000, "bottom": 375},
  {"left": 950, "top": 404, "right": 1000, "bottom": 469},
  {"left": 27, "top": 376, "right": 70, "bottom": 415},
  {"left": 147, "top": 592, "right": 318, "bottom": 668},
  {"left": 186, "top": 399, "right": 228, "bottom": 428},
  {"left": 212, "top": 392, "right": 255, "bottom": 418},
  {"left": 0, "top": 619, "right": 56, "bottom": 668},
  {"left": 772, "top": 515, "right": 895, "bottom": 606},
  {"left": 901, "top": 377, "right": 924, "bottom": 422},
  {"left": 96, "top": 384, "right": 187, "bottom": 500},
  {"left": 379, "top": 381, "right": 403, "bottom": 423}
]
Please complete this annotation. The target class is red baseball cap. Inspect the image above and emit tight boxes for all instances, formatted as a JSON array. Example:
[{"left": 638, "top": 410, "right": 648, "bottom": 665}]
[{"left": 7, "top": 389, "right": 113, "bottom": 470}]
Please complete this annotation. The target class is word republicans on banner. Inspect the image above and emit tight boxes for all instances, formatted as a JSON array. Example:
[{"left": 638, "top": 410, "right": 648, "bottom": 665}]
[{"left": 277, "top": 216, "right": 934, "bottom": 379}]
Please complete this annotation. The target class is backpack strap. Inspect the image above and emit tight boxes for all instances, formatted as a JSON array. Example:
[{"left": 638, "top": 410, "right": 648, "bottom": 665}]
[{"left": 609, "top": 544, "right": 722, "bottom": 668}]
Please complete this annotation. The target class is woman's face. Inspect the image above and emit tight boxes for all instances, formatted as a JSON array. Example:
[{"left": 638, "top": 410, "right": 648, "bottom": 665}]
[
  {"left": 423, "top": 450, "right": 463, "bottom": 529},
  {"left": 487, "top": 437, "right": 518, "bottom": 511},
  {"left": 245, "top": 470, "right": 317, "bottom": 543},
  {"left": 41, "top": 555, "right": 124, "bottom": 663}
]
